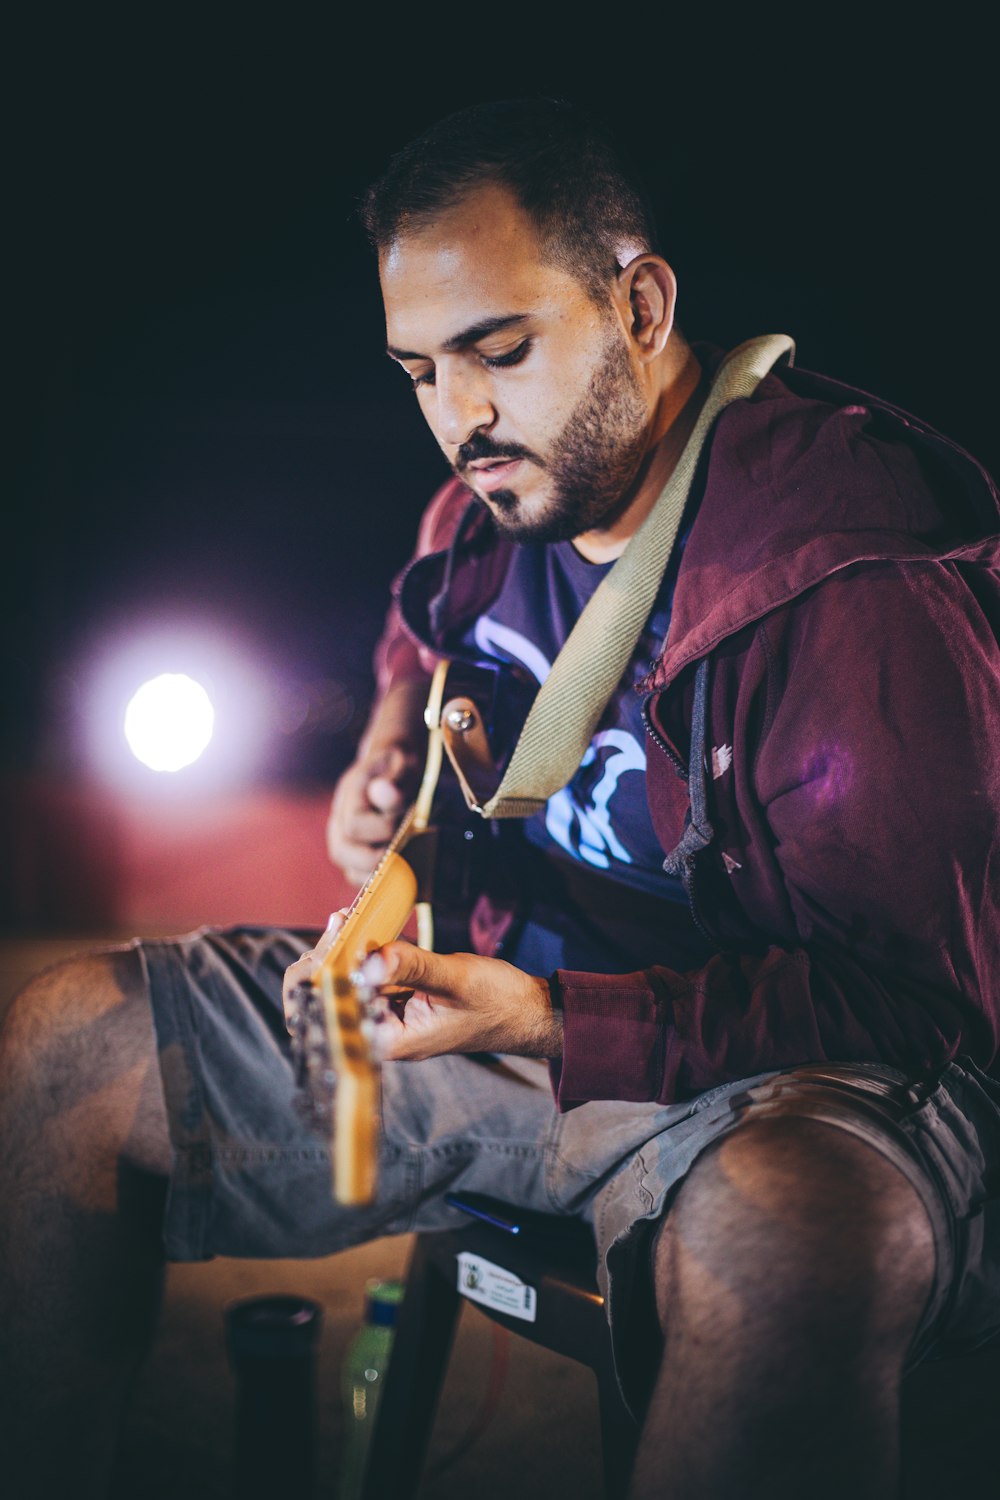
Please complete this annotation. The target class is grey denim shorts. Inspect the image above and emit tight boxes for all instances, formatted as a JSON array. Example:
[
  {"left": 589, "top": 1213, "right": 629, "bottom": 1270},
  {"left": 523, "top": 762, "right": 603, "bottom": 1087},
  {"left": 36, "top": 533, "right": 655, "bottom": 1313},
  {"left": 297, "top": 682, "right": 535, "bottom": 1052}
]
[{"left": 138, "top": 925, "right": 1000, "bottom": 1404}]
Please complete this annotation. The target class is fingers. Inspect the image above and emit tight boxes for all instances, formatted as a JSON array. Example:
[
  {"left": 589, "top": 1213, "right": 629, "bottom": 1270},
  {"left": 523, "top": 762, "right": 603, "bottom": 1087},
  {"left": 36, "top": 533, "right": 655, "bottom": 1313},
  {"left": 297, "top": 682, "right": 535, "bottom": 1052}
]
[
  {"left": 341, "top": 856, "right": 379, "bottom": 888},
  {"left": 326, "top": 762, "right": 367, "bottom": 872},
  {"left": 349, "top": 806, "right": 405, "bottom": 846},
  {"left": 282, "top": 910, "right": 349, "bottom": 1001},
  {"left": 313, "top": 909, "right": 349, "bottom": 961},
  {"left": 326, "top": 748, "right": 418, "bottom": 880},
  {"left": 354, "top": 944, "right": 563, "bottom": 1063},
  {"left": 369, "top": 743, "right": 420, "bottom": 796},
  {"left": 360, "top": 942, "right": 459, "bottom": 999},
  {"left": 335, "top": 812, "right": 399, "bottom": 887},
  {"left": 329, "top": 811, "right": 390, "bottom": 886},
  {"left": 367, "top": 775, "right": 406, "bottom": 814}
]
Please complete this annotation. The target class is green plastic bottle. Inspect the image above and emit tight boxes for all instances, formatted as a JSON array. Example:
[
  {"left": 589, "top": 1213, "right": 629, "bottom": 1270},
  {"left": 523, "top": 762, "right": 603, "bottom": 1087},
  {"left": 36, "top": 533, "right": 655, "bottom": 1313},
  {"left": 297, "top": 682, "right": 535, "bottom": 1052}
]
[{"left": 339, "top": 1278, "right": 405, "bottom": 1500}]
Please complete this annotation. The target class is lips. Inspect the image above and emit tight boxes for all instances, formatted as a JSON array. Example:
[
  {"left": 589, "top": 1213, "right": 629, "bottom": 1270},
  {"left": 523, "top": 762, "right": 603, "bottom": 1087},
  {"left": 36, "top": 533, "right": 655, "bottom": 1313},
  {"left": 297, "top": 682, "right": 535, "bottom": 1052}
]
[{"left": 468, "top": 458, "right": 523, "bottom": 493}]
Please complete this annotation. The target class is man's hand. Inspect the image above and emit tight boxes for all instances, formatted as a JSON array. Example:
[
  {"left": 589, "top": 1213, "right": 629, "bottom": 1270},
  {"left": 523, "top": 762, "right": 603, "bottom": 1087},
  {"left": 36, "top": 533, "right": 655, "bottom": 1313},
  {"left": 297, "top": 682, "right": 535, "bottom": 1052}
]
[
  {"left": 358, "top": 942, "right": 563, "bottom": 1062},
  {"left": 326, "top": 679, "right": 430, "bottom": 886},
  {"left": 283, "top": 917, "right": 562, "bottom": 1062},
  {"left": 326, "top": 746, "right": 420, "bottom": 886},
  {"left": 282, "top": 909, "right": 349, "bottom": 1020}
]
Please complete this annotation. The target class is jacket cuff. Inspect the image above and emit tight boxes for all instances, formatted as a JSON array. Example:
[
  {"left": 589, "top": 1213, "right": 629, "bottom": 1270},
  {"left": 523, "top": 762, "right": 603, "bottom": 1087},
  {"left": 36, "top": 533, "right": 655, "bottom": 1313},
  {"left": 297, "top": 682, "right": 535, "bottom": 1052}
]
[{"left": 548, "top": 968, "right": 676, "bottom": 1109}]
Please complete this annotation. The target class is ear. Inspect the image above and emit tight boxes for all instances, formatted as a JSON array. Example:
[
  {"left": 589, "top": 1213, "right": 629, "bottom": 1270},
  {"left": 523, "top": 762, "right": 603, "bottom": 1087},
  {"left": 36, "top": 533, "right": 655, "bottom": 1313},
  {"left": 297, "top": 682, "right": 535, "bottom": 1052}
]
[{"left": 615, "top": 254, "right": 677, "bottom": 362}]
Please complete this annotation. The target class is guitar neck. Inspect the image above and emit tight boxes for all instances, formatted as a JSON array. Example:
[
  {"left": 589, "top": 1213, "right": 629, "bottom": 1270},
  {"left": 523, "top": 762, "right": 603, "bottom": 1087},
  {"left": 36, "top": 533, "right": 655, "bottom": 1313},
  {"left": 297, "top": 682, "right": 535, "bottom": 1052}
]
[
  {"left": 331, "top": 655, "right": 451, "bottom": 937},
  {"left": 308, "top": 659, "right": 453, "bottom": 1205}
]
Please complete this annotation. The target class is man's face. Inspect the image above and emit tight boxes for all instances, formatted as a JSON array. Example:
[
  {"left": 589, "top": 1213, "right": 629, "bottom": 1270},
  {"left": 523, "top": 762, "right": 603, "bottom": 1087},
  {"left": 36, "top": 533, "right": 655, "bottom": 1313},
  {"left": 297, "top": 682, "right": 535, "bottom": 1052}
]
[{"left": 380, "top": 184, "right": 652, "bottom": 544}]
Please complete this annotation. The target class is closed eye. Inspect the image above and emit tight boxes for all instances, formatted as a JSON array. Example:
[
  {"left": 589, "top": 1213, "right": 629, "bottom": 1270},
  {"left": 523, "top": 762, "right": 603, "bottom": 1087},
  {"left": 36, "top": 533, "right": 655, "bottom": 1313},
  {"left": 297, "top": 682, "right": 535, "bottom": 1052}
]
[
  {"left": 404, "top": 339, "right": 532, "bottom": 391},
  {"left": 480, "top": 340, "right": 531, "bottom": 370}
]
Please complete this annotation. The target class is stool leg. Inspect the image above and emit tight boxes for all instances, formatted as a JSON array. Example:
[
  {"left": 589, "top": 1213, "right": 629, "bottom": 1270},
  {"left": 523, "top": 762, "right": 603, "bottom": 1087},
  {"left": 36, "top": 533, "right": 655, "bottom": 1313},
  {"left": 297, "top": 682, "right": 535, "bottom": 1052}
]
[
  {"left": 361, "top": 1237, "right": 463, "bottom": 1500},
  {"left": 596, "top": 1366, "right": 640, "bottom": 1500}
]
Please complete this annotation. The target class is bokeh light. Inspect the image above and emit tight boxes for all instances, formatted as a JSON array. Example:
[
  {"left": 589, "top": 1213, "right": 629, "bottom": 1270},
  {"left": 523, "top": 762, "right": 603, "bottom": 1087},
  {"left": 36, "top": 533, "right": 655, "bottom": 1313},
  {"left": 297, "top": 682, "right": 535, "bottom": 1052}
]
[
  {"left": 82, "top": 619, "right": 272, "bottom": 792},
  {"left": 124, "top": 673, "right": 215, "bottom": 772}
]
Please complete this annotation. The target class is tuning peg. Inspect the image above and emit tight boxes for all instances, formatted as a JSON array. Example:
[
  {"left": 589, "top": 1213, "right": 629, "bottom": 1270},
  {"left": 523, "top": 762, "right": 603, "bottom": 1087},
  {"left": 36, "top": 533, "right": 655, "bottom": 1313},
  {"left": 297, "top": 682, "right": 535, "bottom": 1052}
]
[
  {"left": 349, "top": 969, "right": 376, "bottom": 1005},
  {"left": 285, "top": 978, "right": 321, "bottom": 1035}
]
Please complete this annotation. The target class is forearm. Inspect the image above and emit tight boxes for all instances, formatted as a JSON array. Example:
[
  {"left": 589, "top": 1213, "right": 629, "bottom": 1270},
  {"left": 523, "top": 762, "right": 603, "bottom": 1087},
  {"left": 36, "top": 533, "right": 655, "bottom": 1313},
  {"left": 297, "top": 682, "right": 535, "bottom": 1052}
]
[
  {"left": 358, "top": 676, "right": 431, "bottom": 766},
  {"left": 359, "top": 944, "right": 565, "bottom": 1062}
]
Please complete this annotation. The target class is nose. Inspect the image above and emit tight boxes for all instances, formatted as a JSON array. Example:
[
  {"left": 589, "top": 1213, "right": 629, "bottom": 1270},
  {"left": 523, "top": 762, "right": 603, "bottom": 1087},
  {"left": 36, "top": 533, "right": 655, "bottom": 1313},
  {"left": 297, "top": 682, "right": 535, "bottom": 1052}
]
[{"left": 433, "top": 363, "right": 496, "bottom": 447}]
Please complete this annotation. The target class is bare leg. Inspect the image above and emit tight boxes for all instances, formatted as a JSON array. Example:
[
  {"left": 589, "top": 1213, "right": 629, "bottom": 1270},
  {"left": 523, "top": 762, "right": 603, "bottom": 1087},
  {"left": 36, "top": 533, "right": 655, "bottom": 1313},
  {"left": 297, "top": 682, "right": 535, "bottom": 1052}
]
[
  {"left": 0, "top": 952, "right": 172, "bottom": 1499},
  {"left": 630, "top": 1118, "right": 935, "bottom": 1500}
]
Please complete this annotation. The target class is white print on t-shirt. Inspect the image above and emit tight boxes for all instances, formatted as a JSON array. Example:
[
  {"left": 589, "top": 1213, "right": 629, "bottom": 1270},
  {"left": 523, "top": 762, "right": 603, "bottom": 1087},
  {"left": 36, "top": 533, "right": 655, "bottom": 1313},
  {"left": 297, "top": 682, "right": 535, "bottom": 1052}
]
[
  {"left": 546, "top": 731, "right": 646, "bottom": 868},
  {"left": 473, "top": 616, "right": 646, "bottom": 869},
  {"left": 474, "top": 616, "right": 552, "bottom": 686}
]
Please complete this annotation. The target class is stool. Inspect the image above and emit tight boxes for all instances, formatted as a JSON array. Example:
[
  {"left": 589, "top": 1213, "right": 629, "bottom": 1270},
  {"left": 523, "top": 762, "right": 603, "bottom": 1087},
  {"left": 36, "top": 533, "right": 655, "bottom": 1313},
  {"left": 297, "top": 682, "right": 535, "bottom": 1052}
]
[{"left": 361, "top": 1199, "right": 640, "bottom": 1499}]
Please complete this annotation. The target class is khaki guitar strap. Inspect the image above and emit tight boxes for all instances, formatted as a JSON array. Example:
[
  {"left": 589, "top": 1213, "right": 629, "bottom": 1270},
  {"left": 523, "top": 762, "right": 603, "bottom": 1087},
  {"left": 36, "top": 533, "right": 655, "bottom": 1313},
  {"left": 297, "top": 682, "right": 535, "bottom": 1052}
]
[{"left": 441, "top": 334, "right": 796, "bottom": 818}]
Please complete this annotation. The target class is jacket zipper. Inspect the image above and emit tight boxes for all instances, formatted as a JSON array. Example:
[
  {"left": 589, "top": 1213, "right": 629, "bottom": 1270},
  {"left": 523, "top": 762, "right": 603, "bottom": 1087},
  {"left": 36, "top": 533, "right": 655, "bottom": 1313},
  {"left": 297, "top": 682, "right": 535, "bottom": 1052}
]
[
  {"left": 641, "top": 694, "right": 688, "bottom": 779},
  {"left": 641, "top": 694, "right": 716, "bottom": 946}
]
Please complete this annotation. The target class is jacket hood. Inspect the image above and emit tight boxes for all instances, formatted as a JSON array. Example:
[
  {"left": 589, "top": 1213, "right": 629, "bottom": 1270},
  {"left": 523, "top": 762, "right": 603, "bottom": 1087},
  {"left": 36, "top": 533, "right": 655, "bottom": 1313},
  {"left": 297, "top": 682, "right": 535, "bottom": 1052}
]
[{"left": 647, "top": 345, "right": 1000, "bottom": 690}]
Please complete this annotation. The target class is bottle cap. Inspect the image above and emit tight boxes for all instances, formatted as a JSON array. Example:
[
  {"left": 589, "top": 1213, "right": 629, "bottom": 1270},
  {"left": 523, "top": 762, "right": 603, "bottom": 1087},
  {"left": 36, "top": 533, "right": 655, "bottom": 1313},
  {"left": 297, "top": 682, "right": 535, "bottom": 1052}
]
[
  {"left": 224, "top": 1295, "right": 323, "bottom": 1360},
  {"left": 364, "top": 1278, "right": 405, "bottom": 1328}
]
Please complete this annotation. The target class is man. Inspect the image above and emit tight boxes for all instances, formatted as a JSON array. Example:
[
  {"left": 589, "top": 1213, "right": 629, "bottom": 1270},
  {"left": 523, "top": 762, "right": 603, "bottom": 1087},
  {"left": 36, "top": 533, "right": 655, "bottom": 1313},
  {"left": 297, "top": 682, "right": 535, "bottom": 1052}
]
[{"left": 2, "top": 99, "right": 999, "bottom": 1499}]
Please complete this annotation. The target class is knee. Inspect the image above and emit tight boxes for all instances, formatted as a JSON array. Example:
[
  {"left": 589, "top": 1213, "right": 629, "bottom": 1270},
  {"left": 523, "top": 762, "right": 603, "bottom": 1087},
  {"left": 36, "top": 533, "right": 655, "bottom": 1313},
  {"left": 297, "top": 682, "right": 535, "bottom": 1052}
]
[
  {"left": 2, "top": 949, "right": 143, "bottom": 1077},
  {"left": 653, "top": 1116, "right": 934, "bottom": 1333},
  {"left": 0, "top": 950, "right": 171, "bottom": 1177}
]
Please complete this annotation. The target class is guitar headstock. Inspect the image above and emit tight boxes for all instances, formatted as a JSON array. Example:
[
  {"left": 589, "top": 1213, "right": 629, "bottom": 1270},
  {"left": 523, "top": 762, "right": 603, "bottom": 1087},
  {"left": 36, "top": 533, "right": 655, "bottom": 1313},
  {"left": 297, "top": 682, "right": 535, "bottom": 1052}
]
[
  {"left": 286, "top": 952, "right": 377, "bottom": 1125},
  {"left": 285, "top": 849, "right": 421, "bottom": 1205}
]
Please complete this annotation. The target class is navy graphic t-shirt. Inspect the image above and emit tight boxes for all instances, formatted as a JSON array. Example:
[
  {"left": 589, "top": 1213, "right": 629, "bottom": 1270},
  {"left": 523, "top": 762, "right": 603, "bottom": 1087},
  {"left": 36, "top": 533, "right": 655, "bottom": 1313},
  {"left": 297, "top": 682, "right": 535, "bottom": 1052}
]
[{"left": 463, "top": 523, "right": 716, "bottom": 978}]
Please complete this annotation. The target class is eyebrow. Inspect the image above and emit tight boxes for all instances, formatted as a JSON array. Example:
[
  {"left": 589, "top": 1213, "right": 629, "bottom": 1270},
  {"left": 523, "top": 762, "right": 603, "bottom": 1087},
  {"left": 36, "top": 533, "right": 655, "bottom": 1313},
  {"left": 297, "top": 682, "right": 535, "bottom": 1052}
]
[{"left": 386, "top": 313, "right": 530, "bottom": 362}]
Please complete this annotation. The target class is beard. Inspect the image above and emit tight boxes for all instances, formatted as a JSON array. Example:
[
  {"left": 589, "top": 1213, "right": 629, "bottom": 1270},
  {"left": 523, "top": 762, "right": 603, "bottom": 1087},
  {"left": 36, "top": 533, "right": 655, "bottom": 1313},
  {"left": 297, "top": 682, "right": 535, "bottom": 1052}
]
[{"left": 458, "top": 333, "right": 650, "bottom": 545}]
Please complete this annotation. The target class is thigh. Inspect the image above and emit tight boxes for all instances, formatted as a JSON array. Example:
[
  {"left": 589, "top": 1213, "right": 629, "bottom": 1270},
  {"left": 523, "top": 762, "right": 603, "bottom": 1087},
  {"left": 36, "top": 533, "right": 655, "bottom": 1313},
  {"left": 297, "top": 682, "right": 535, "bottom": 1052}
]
[{"left": 138, "top": 926, "right": 568, "bottom": 1259}]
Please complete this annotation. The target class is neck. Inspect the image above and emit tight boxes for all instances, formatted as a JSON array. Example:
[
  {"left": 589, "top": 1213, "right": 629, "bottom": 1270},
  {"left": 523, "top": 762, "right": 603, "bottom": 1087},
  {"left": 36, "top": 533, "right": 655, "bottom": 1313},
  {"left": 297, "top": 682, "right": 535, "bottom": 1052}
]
[{"left": 572, "top": 345, "right": 706, "bottom": 564}]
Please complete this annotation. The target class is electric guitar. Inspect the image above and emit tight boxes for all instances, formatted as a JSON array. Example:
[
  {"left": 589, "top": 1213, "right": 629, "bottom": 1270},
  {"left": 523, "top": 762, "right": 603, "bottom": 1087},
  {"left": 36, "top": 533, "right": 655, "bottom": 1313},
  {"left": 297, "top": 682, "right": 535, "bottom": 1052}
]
[
  {"left": 282, "top": 659, "right": 451, "bottom": 1204},
  {"left": 285, "top": 654, "right": 534, "bottom": 1205}
]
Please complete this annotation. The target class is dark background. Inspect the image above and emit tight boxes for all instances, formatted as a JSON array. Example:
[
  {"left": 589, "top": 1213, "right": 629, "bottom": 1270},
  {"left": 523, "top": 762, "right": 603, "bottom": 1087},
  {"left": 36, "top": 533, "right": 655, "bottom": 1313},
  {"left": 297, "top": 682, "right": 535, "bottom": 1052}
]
[{"left": 7, "top": 15, "right": 996, "bottom": 789}]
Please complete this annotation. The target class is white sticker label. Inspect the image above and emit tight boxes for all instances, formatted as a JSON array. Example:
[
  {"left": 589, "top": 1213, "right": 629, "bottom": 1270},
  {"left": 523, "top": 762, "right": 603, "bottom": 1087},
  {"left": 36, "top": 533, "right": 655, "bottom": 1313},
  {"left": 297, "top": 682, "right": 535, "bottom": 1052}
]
[{"left": 456, "top": 1250, "right": 537, "bottom": 1322}]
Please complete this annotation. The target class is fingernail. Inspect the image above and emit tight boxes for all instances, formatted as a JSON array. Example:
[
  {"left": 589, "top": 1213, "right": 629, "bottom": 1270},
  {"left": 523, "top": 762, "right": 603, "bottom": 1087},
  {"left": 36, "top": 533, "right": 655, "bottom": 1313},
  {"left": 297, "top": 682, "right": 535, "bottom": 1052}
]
[{"left": 360, "top": 952, "right": 388, "bottom": 986}]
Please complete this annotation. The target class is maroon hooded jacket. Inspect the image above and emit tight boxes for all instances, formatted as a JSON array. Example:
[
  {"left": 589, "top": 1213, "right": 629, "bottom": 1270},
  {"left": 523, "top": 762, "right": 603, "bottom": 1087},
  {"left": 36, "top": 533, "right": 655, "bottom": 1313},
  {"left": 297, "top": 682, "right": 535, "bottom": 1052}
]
[{"left": 374, "top": 347, "right": 1000, "bottom": 1109}]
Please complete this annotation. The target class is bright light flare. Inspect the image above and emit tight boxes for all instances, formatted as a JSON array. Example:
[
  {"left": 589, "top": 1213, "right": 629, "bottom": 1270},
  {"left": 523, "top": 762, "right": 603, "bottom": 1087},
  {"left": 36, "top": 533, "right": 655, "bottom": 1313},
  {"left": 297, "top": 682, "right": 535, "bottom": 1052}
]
[
  {"left": 82, "top": 620, "right": 276, "bottom": 791},
  {"left": 124, "top": 673, "right": 215, "bottom": 772}
]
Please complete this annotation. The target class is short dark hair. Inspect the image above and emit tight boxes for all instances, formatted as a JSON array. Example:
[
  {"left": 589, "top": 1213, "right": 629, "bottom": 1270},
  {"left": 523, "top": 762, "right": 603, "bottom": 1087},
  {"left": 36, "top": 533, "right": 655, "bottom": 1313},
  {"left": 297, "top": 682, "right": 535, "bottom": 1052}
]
[{"left": 361, "top": 98, "right": 659, "bottom": 299}]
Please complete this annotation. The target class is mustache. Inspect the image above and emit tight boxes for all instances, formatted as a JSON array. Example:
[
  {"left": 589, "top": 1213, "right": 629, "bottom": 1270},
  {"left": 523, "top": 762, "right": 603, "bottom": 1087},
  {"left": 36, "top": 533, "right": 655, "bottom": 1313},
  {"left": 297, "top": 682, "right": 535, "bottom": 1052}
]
[{"left": 456, "top": 432, "right": 543, "bottom": 473}]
